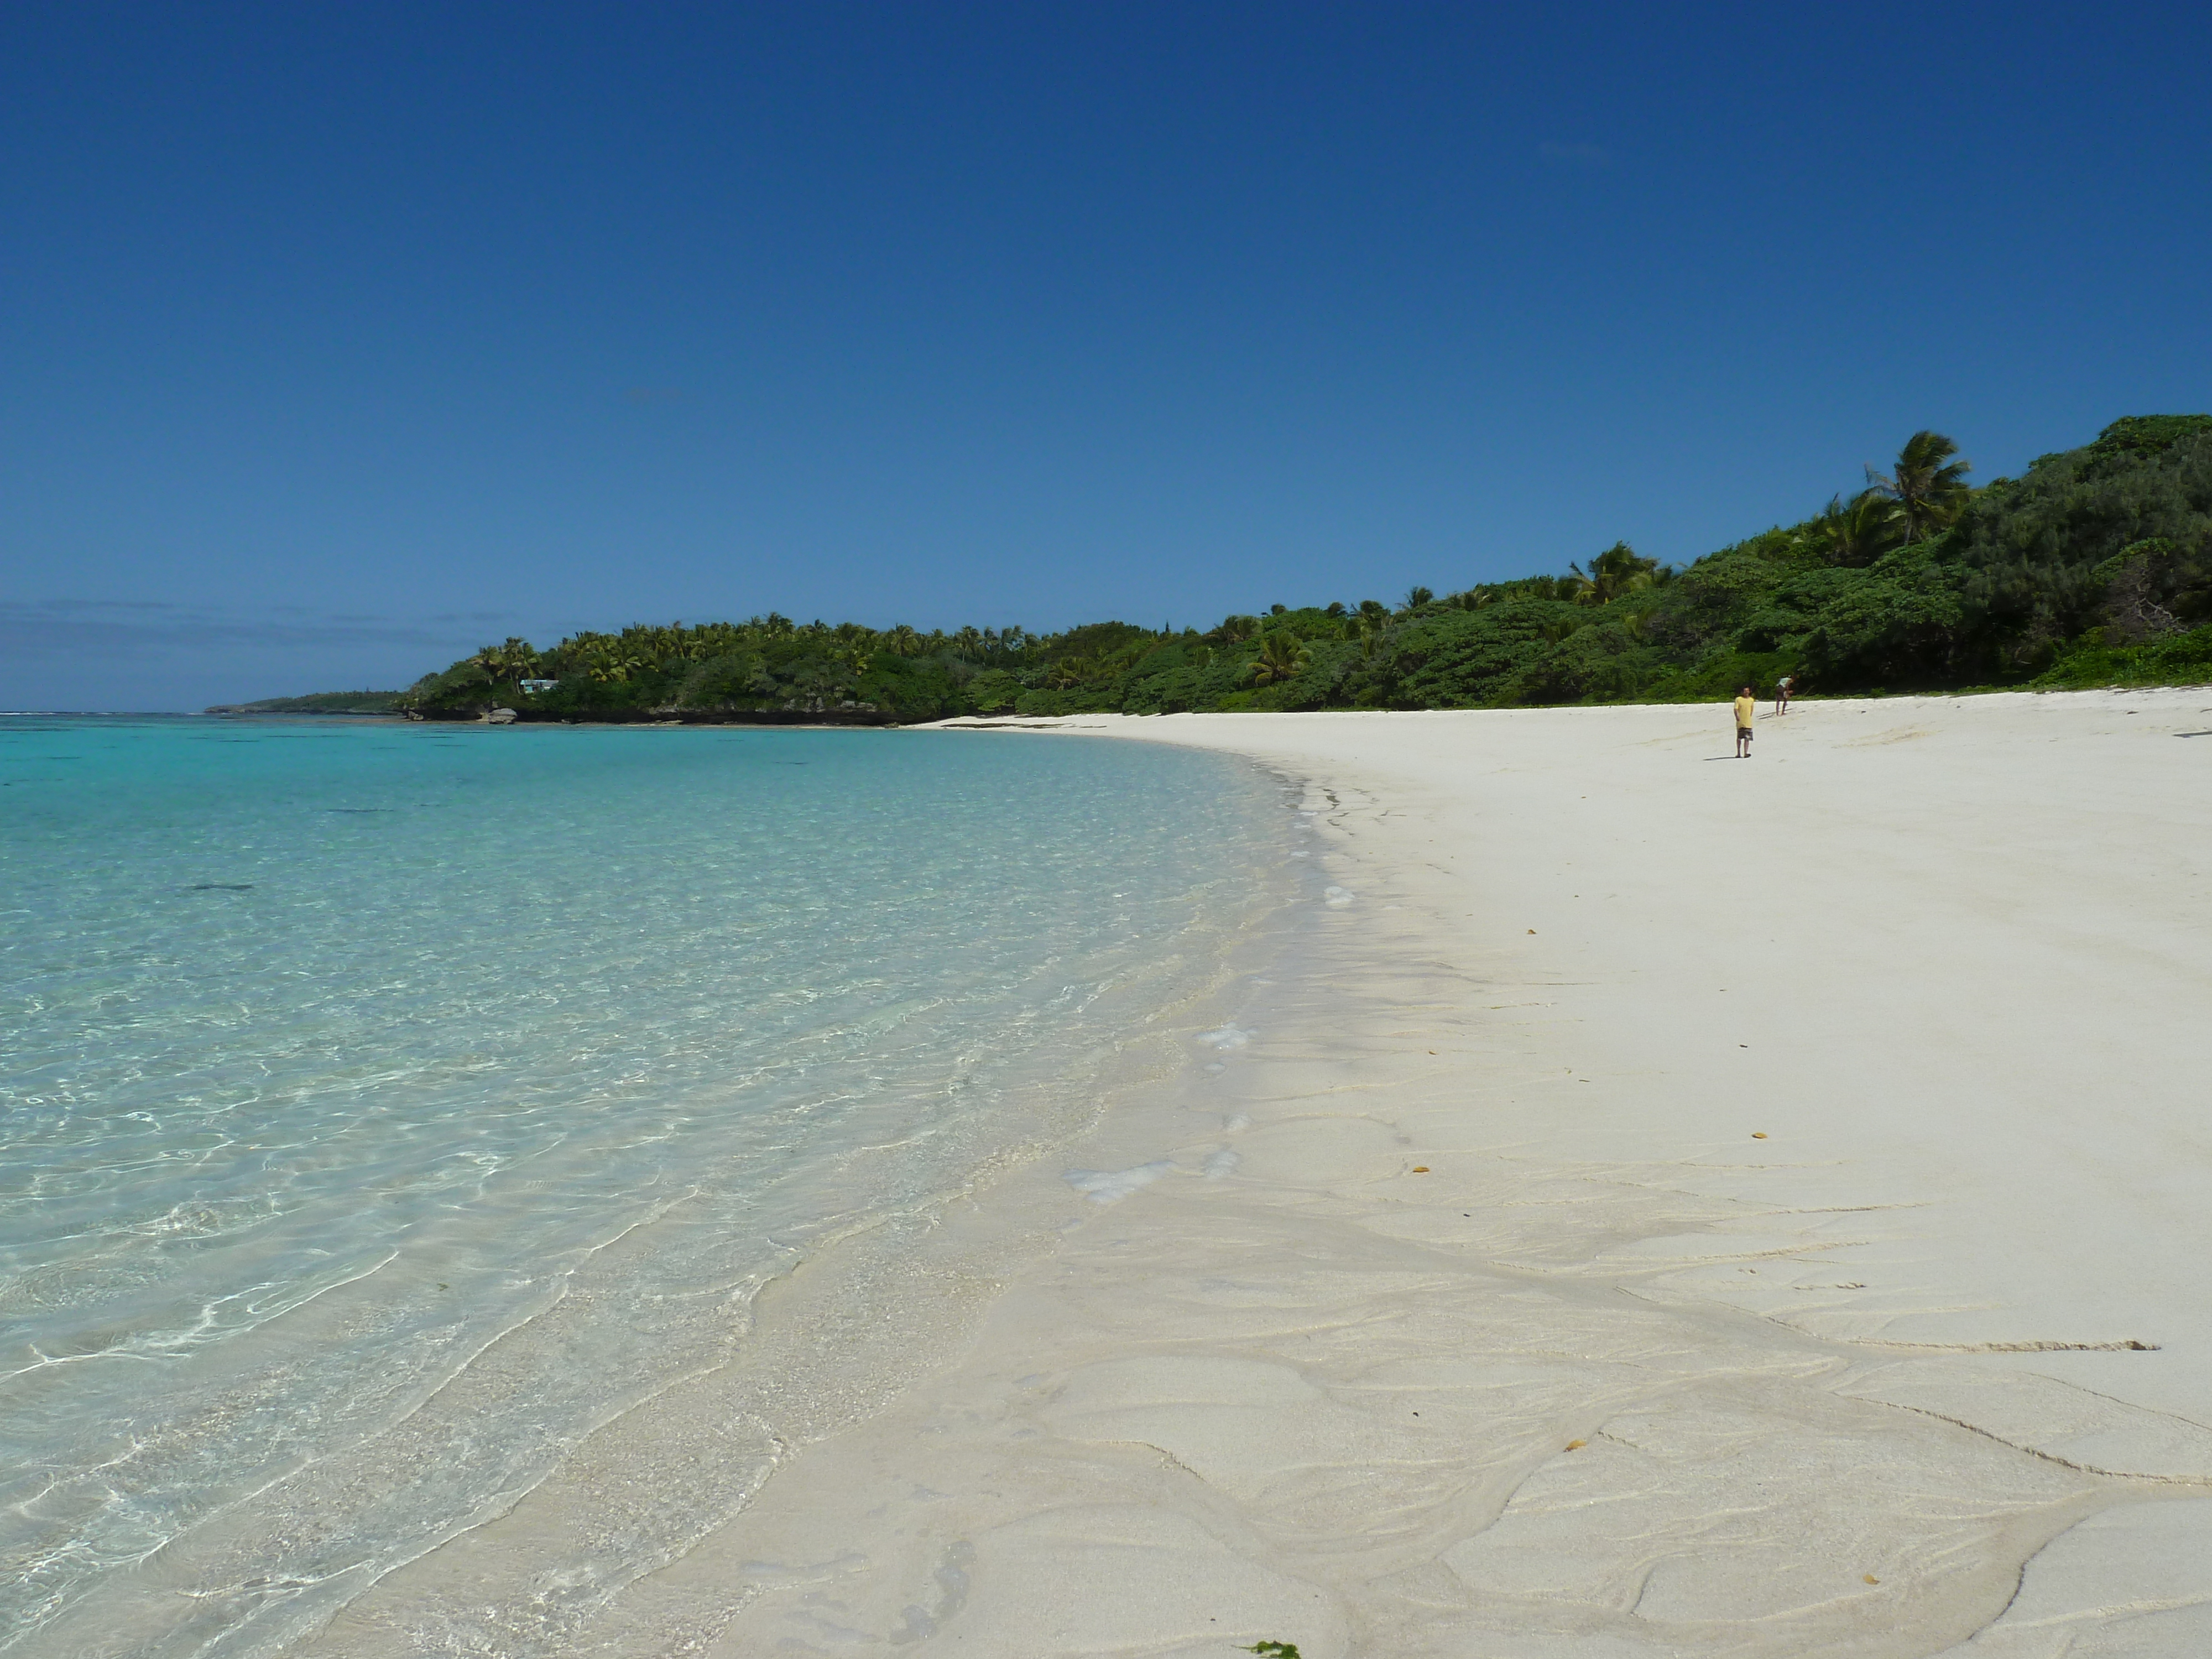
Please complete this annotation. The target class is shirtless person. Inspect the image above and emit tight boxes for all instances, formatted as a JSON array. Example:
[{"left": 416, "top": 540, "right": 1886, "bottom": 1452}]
[
  {"left": 1733, "top": 686, "right": 1757, "bottom": 758},
  {"left": 1773, "top": 672, "right": 1794, "bottom": 715}
]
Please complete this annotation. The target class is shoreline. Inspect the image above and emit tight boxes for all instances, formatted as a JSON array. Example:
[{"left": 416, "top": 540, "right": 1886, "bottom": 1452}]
[
  {"left": 8, "top": 726, "right": 1294, "bottom": 1659},
  {"left": 283, "top": 744, "right": 1316, "bottom": 1659},
  {"left": 341, "top": 690, "right": 2212, "bottom": 1655}
]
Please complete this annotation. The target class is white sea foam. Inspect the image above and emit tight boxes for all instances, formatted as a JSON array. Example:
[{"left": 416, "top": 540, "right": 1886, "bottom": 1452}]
[
  {"left": 1202, "top": 1150, "right": 1241, "bottom": 1179},
  {"left": 1198, "top": 1023, "right": 1253, "bottom": 1048},
  {"left": 1324, "top": 885, "right": 1357, "bottom": 906}
]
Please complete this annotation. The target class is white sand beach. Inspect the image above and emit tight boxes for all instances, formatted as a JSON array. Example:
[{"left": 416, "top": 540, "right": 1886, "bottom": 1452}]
[{"left": 327, "top": 688, "right": 2212, "bottom": 1657}]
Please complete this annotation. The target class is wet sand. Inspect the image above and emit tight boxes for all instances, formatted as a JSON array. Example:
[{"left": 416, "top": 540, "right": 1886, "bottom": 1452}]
[{"left": 336, "top": 688, "right": 2212, "bottom": 1657}]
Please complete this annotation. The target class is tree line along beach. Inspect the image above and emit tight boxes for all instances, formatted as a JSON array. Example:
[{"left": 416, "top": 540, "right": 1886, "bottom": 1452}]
[{"left": 239, "top": 413, "right": 2212, "bottom": 728}]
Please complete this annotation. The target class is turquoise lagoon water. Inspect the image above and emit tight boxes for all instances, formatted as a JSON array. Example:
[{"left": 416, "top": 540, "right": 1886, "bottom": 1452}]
[{"left": 0, "top": 716, "right": 1294, "bottom": 1655}]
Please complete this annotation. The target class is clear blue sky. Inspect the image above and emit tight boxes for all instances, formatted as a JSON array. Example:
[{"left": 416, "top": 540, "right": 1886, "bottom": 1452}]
[{"left": 4, "top": 2, "right": 2208, "bottom": 709}]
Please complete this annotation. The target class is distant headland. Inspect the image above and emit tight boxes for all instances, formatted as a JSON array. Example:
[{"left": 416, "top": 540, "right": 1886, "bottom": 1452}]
[{"left": 204, "top": 691, "right": 406, "bottom": 715}]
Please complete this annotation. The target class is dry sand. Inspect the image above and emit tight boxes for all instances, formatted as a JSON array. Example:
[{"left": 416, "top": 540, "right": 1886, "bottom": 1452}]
[{"left": 486, "top": 690, "right": 2212, "bottom": 1656}]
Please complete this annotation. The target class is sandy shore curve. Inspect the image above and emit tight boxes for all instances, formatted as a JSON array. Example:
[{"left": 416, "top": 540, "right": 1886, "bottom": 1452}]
[{"left": 320, "top": 688, "right": 2212, "bottom": 1657}]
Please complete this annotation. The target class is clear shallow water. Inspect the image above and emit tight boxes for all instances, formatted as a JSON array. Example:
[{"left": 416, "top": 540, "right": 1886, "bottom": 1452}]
[{"left": 0, "top": 716, "right": 1292, "bottom": 1655}]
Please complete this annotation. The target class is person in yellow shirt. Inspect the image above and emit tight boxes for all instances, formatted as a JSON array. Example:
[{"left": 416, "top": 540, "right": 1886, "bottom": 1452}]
[{"left": 1733, "top": 687, "right": 1757, "bottom": 758}]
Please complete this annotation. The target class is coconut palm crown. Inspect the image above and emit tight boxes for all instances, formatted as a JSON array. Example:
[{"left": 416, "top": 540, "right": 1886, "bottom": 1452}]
[
  {"left": 1244, "top": 629, "right": 1313, "bottom": 685},
  {"left": 1567, "top": 542, "right": 1662, "bottom": 604},
  {"left": 1865, "top": 430, "right": 1972, "bottom": 544},
  {"left": 1811, "top": 492, "right": 1901, "bottom": 567}
]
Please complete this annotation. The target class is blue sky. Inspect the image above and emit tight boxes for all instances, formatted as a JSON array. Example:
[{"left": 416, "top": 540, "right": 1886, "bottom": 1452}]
[{"left": 4, "top": 2, "right": 2208, "bottom": 709}]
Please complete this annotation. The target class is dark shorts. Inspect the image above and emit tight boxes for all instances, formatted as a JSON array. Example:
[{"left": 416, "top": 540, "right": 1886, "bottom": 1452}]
[{"left": 1738, "top": 726, "right": 1754, "bottom": 738}]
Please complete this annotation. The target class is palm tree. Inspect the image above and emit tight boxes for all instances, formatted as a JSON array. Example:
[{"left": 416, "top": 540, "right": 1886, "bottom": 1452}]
[
  {"left": 1865, "top": 431, "right": 1972, "bottom": 544},
  {"left": 1569, "top": 542, "right": 1661, "bottom": 606},
  {"left": 883, "top": 624, "right": 923, "bottom": 657},
  {"left": 1042, "top": 653, "right": 1097, "bottom": 689},
  {"left": 469, "top": 637, "right": 539, "bottom": 682},
  {"left": 1401, "top": 586, "right": 1435, "bottom": 612},
  {"left": 1245, "top": 630, "right": 1313, "bottom": 685},
  {"left": 582, "top": 644, "right": 646, "bottom": 683},
  {"left": 1811, "top": 492, "right": 1900, "bottom": 567}
]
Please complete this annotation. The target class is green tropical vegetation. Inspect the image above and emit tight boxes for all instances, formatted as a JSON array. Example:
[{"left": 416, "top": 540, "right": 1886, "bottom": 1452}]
[
  {"left": 206, "top": 690, "right": 406, "bottom": 714},
  {"left": 394, "top": 414, "right": 2212, "bottom": 723}
]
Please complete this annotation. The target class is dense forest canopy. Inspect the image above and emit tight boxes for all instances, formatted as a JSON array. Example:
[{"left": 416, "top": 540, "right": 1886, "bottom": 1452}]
[{"left": 401, "top": 415, "right": 2212, "bottom": 723}]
